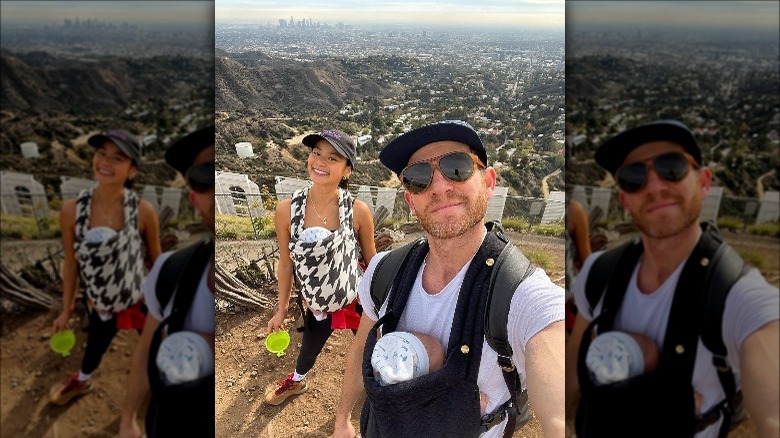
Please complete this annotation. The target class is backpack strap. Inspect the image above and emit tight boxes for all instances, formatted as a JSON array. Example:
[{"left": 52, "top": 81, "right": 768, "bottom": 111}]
[
  {"left": 155, "top": 238, "right": 212, "bottom": 318},
  {"left": 369, "top": 238, "right": 425, "bottom": 316},
  {"left": 695, "top": 224, "right": 750, "bottom": 436},
  {"left": 584, "top": 238, "right": 642, "bottom": 317},
  {"left": 484, "top": 235, "right": 535, "bottom": 436}
]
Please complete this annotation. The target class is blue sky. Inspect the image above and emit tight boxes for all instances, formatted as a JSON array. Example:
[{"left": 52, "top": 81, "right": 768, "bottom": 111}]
[
  {"left": 0, "top": 1, "right": 213, "bottom": 25},
  {"left": 568, "top": 1, "right": 779, "bottom": 30},
  {"left": 215, "top": 0, "right": 565, "bottom": 29}
]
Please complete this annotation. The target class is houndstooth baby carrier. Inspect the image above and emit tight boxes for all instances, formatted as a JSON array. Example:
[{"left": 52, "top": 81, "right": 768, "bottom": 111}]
[
  {"left": 74, "top": 187, "right": 146, "bottom": 313},
  {"left": 289, "top": 186, "right": 361, "bottom": 313}
]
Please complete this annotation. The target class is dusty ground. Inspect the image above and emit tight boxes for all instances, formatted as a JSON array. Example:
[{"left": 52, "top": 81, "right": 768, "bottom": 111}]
[
  {"left": 1, "top": 240, "right": 148, "bottom": 438},
  {"left": 0, "top": 227, "right": 775, "bottom": 437},
  {"left": 214, "top": 229, "right": 564, "bottom": 438}
]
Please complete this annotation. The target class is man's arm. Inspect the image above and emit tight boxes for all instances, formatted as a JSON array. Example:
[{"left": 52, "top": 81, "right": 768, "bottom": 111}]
[
  {"left": 564, "top": 313, "right": 590, "bottom": 436},
  {"left": 740, "top": 319, "right": 779, "bottom": 437},
  {"left": 333, "top": 313, "right": 375, "bottom": 438},
  {"left": 525, "top": 319, "right": 566, "bottom": 437},
  {"left": 119, "top": 313, "right": 162, "bottom": 438}
]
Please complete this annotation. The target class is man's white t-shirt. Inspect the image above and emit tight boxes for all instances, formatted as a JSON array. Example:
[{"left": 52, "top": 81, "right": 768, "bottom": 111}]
[
  {"left": 359, "top": 243, "right": 564, "bottom": 438},
  {"left": 144, "top": 250, "right": 215, "bottom": 335},
  {"left": 573, "top": 247, "right": 779, "bottom": 438}
]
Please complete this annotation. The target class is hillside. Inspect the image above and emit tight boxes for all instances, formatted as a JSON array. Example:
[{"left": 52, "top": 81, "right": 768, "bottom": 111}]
[{"left": 215, "top": 51, "right": 393, "bottom": 115}]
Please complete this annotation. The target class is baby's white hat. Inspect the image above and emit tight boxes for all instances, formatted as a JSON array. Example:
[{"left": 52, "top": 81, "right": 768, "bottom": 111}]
[
  {"left": 371, "top": 331, "right": 430, "bottom": 386},
  {"left": 586, "top": 331, "right": 645, "bottom": 385},
  {"left": 156, "top": 331, "right": 214, "bottom": 385}
]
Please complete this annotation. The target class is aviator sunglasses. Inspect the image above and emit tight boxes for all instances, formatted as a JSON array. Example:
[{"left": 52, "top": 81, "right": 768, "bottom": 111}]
[
  {"left": 400, "top": 151, "right": 484, "bottom": 194},
  {"left": 615, "top": 152, "right": 699, "bottom": 194},
  {"left": 186, "top": 161, "right": 215, "bottom": 193}
]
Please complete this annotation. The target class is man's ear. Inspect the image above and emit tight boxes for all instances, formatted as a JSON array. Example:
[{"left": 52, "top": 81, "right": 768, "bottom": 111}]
[
  {"left": 483, "top": 167, "right": 497, "bottom": 198},
  {"left": 403, "top": 191, "right": 415, "bottom": 214},
  {"left": 189, "top": 190, "right": 198, "bottom": 208},
  {"left": 698, "top": 167, "right": 712, "bottom": 199}
]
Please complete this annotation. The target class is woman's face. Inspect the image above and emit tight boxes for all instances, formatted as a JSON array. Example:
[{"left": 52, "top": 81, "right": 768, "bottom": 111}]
[
  {"left": 307, "top": 139, "right": 351, "bottom": 186},
  {"left": 92, "top": 141, "right": 136, "bottom": 186}
]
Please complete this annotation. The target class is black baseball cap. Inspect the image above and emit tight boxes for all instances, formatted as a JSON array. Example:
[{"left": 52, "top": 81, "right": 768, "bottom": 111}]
[
  {"left": 165, "top": 126, "right": 215, "bottom": 176},
  {"left": 302, "top": 129, "right": 357, "bottom": 166},
  {"left": 88, "top": 130, "right": 142, "bottom": 168},
  {"left": 379, "top": 120, "right": 488, "bottom": 175},
  {"left": 595, "top": 120, "right": 702, "bottom": 175}
]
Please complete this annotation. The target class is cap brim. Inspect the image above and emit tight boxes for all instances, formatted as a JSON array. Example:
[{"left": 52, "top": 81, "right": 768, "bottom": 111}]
[
  {"left": 302, "top": 133, "right": 355, "bottom": 164},
  {"left": 87, "top": 134, "right": 141, "bottom": 167},
  {"left": 379, "top": 122, "right": 487, "bottom": 175},
  {"left": 595, "top": 121, "right": 701, "bottom": 175}
]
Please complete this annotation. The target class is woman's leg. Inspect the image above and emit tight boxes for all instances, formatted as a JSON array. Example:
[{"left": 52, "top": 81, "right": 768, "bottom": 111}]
[
  {"left": 295, "top": 311, "right": 334, "bottom": 375},
  {"left": 80, "top": 309, "right": 119, "bottom": 374}
]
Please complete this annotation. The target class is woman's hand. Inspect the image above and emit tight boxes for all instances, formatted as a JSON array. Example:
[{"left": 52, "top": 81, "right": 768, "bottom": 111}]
[
  {"left": 52, "top": 309, "right": 71, "bottom": 333},
  {"left": 267, "top": 309, "right": 288, "bottom": 333}
]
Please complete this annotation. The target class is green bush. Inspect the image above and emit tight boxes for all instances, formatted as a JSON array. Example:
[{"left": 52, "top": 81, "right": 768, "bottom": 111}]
[
  {"left": 525, "top": 249, "right": 553, "bottom": 271},
  {"left": 0, "top": 214, "right": 60, "bottom": 240},
  {"left": 747, "top": 223, "right": 780, "bottom": 238},
  {"left": 530, "top": 223, "right": 566, "bottom": 237},
  {"left": 216, "top": 214, "right": 258, "bottom": 240},
  {"left": 716, "top": 217, "right": 744, "bottom": 232},
  {"left": 739, "top": 250, "right": 765, "bottom": 271},
  {"left": 502, "top": 217, "right": 528, "bottom": 232}
]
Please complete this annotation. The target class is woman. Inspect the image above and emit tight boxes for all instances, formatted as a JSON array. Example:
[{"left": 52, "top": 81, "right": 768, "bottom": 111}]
[
  {"left": 50, "top": 130, "right": 162, "bottom": 405},
  {"left": 265, "top": 129, "right": 376, "bottom": 405}
]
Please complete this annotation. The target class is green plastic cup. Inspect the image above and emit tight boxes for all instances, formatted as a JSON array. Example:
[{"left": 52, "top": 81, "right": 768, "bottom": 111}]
[
  {"left": 266, "top": 330, "right": 290, "bottom": 357},
  {"left": 51, "top": 330, "right": 76, "bottom": 357}
]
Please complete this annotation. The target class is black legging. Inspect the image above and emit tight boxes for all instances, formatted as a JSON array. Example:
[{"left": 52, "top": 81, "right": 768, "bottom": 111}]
[
  {"left": 80, "top": 309, "right": 119, "bottom": 374},
  {"left": 80, "top": 307, "right": 144, "bottom": 374},
  {"left": 295, "top": 307, "right": 360, "bottom": 375}
]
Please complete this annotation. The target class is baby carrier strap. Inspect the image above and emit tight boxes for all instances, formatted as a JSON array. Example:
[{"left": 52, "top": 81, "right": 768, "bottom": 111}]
[
  {"left": 583, "top": 222, "right": 749, "bottom": 436},
  {"left": 370, "top": 221, "right": 535, "bottom": 436},
  {"left": 74, "top": 188, "right": 93, "bottom": 240},
  {"left": 154, "top": 238, "right": 212, "bottom": 319},
  {"left": 146, "top": 237, "right": 214, "bottom": 437}
]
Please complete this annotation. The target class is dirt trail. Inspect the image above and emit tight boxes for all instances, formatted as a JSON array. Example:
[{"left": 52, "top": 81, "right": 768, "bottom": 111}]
[{"left": 215, "top": 230, "right": 564, "bottom": 438}]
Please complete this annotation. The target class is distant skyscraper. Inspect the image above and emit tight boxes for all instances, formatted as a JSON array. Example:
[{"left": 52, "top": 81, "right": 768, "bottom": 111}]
[
  {"left": 279, "top": 19, "right": 286, "bottom": 28},
  {"left": 290, "top": 16, "right": 294, "bottom": 26}
]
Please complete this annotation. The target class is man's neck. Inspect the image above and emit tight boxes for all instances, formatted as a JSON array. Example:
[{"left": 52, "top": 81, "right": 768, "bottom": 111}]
[
  {"left": 637, "top": 223, "right": 702, "bottom": 293},
  {"left": 422, "top": 222, "right": 486, "bottom": 294}
]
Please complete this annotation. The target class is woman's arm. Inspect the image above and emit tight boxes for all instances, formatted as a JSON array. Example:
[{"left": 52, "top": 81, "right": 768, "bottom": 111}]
[
  {"left": 52, "top": 199, "right": 79, "bottom": 333},
  {"left": 353, "top": 199, "right": 377, "bottom": 265},
  {"left": 138, "top": 199, "right": 162, "bottom": 266},
  {"left": 267, "top": 199, "right": 294, "bottom": 333}
]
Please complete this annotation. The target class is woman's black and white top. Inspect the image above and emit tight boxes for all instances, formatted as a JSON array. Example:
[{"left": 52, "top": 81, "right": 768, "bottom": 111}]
[
  {"left": 288, "top": 185, "right": 361, "bottom": 313},
  {"left": 74, "top": 187, "right": 146, "bottom": 313}
]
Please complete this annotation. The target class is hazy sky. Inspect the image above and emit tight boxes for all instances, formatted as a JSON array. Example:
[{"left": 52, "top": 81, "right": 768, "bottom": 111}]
[
  {"left": 215, "top": 0, "right": 565, "bottom": 29},
  {"left": 0, "top": 1, "right": 213, "bottom": 25},
  {"left": 568, "top": 1, "right": 779, "bottom": 30}
]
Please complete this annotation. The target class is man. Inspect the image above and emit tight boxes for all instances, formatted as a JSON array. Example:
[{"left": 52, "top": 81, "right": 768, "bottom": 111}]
[
  {"left": 565, "top": 120, "right": 779, "bottom": 437},
  {"left": 333, "top": 120, "right": 565, "bottom": 437},
  {"left": 119, "top": 126, "right": 215, "bottom": 438}
]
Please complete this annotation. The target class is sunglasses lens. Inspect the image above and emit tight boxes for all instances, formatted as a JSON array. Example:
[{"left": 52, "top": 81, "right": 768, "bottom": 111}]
[
  {"left": 655, "top": 153, "right": 690, "bottom": 182},
  {"left": 440, "top": 152, "right": 476, "bottom": 182},
  {"left": 187, "top": 162, "right": 215, "bottom": 193},
  {"left": 616, "top": 162, "right": 647, "bottom": 193},
  {"left": 401, "top": 162, "right": 432, "bottom": 194}
]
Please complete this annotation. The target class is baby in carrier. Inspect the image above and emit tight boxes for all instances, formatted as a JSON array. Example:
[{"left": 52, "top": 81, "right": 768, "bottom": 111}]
[
  {"left": 585, "top": 331, "right": 659, "bottom": 385},
  {"left": 371, "top": 331, "right": 489, "bottom": 413}
]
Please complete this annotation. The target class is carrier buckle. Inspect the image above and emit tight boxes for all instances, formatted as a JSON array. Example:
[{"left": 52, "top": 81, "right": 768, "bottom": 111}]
[
  {"left": 712, "top": 355, "right": 730, "bottom": 372},
  {"left": 497, "top": 354, "right": 515, "bottom": 372},
  {"left": 480, "top": 407, "right": 508, "bottom": 432}
]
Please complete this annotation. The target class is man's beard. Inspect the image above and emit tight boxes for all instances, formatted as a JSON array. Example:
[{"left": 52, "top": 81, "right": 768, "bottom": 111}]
[
  {"left": 417, "top": 190, "right": 489, "bottom": 239},
  {"left": 632, "top": 192, "right": 702, "bottom": 239}
]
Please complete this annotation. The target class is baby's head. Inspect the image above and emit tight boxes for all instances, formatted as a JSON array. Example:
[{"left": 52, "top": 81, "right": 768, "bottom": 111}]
[
  {"left": 371, "top": 331, "right": 445, "bottom": 386},
  {"left": 586, "top": 330, "right": 659, "bottom": 385}
]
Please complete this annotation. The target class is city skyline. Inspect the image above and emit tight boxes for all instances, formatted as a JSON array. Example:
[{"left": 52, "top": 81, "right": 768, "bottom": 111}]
[
  {"left": 215, "top": 0, "right": 565, "bottom": 29},
  {"left": 568, "top": 1, "right": 779, "bottom": 31},
  {"left": 0, "top": 1, "right": 213, "bottom": 25}
]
